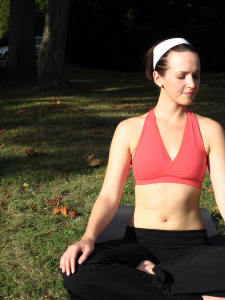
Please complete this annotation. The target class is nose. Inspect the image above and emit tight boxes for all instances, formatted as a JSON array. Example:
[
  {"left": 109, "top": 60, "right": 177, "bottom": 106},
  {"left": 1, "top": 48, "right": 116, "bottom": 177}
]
[{"left": 187, "top": 76, "right": 196, "bottom": 89}]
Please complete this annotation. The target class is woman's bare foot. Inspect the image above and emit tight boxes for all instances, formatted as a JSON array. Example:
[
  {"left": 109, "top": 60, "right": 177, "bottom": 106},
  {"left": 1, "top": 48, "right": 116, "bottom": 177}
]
[
  {"left": 136, "top": 260, "right": 155, "bottom": 275},
  {"left": 202, "top": 296, "right": 225, "bottom": 300}
]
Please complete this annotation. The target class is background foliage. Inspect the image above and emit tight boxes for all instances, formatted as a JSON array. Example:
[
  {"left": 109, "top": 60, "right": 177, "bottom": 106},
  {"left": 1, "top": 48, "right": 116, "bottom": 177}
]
[
  {"left": 66, "top": 0, "right": 225, "bottom": 72},
  {"left": 0, "top": 0, "right": 10, "bottom": 43},
  {"left": 1, "top": 0, "right": 225, "bottom": 72}
]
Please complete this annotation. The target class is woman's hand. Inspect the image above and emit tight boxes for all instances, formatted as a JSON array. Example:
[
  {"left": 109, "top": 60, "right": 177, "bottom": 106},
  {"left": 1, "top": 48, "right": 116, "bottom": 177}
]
[
  {"left": 136, "top": 260, "right": 155, "bottom": 275},
  {"left": 60, "top": 237, "right": 94, "bottom": 276}
]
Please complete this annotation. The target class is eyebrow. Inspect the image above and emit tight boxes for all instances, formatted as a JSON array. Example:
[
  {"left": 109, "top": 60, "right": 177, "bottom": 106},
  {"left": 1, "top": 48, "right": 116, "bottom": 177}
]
[{"left": 175, "top": 70, "right": 201, "bottom": 74}]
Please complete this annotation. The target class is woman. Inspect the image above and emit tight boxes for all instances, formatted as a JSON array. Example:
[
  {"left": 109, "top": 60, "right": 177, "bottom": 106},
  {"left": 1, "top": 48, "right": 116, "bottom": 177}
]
[{"left": 60, "top": 38, "right": 225, "bottom": 300}]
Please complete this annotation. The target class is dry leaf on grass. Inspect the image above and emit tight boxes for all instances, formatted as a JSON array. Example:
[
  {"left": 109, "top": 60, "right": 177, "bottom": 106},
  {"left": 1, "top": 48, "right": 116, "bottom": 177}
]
[
  {"left": 85, "top": 154, "right": 105, "bottom": 167},
  {"left": 207, "top": 187, "right": 214, "bottom": 193},
  {"left": 212, "top": 206, "right": 219, "bottom": 214},
  {"left": 44, "top": 296, "right": 54, "bottom": 300},
  {"left": 48, "top": 196, "right": 62, "bottom": 206},
  {"left": 63, "top": 167, "right": 70, "bottom": 174},
  {"left": 90, "top": 130, "right": 103, "bottom": 135},
  {"left": 5, "top": 194, "right": 11, "bottom": 199},
  {"left": 98, "top": 173, "right": 105, "bottom": 178},
  {"left": 0, "top": 144, "right": 5, "bottom": 148},
  {"left": 67, "top": 208, "right": 76, "bottom": 218},
  {"left": 26, "top": 149, "right": 47, "bottom": 157},
  {"left": 53, "top": 206, "right": 76, "bottom": 218},
  {"left": 1, "top": 188, "right": 7, "bottom": 192},
  {"left": 89, "top": 158, "right": 104, "bottom": 167},
  {"left": 20, "top": 148, "right": 26, "bottom": 153},
  {"left": 0, "top": 206, "right": 4, "bottom": 210}
]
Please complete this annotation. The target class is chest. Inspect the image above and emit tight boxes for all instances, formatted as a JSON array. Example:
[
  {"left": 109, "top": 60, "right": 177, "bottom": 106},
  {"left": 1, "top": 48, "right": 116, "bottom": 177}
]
[{"left": 156, "top": 121, "right": 186, "bottom": 161}]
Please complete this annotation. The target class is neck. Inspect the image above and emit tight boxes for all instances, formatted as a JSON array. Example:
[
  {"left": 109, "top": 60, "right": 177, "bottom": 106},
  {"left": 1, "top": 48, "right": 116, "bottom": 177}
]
[{"left": 155, "top": 91, "right": 187, "bottom": 120}]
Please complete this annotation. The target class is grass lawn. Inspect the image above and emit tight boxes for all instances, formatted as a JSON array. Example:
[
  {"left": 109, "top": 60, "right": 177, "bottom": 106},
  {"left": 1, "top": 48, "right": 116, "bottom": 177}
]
[{"left": 0, "top": 60, "right": 225, "bottom": 299}]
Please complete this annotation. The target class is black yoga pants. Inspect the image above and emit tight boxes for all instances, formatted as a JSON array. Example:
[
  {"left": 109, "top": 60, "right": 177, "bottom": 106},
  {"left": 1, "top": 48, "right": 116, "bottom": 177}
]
[{"left": 62, "top": 226, "right": 225, "bottom": 300}]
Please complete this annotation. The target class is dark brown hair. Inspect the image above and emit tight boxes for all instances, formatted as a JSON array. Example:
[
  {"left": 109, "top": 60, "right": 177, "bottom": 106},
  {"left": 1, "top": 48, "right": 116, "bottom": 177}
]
[{"left": 144, "top": 39, "right": 199, "bottom": 81}]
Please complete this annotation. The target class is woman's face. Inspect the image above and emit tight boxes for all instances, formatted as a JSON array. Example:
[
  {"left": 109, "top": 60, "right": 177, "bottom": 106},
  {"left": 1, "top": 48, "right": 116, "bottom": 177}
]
[{"left": 156, "top": 51, "right": 201, "bottom": 106}]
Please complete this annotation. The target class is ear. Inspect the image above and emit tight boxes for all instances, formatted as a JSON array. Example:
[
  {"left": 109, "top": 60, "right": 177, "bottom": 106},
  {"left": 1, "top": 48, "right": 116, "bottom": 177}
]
[{"left": 153, "top": 71, "right": 164, "bottom": 88}]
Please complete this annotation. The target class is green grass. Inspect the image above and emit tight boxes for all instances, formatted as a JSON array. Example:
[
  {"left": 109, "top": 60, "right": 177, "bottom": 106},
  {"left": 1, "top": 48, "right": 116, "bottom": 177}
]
[{"left": 0, "top": 60, "right": 225, "bottom": 299}]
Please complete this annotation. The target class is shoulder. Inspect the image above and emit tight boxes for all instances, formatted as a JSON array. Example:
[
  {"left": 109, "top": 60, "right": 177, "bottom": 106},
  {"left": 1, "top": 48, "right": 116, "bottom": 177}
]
[
  {"left": 194, "top": 113, "right": 225, "bottom": 152},
  {"left": 113, "top": 113, "right": 148, "bottom": 140},
  {"left": 111, "top": 112, "right": 149, "bottom": 155},
  {"left": 194, "top": 113, "right": 224, "bottom": 135}
]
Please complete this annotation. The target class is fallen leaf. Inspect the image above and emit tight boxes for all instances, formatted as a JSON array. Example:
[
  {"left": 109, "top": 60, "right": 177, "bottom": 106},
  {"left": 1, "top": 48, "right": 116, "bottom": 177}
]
[
  {"left": 208, "top": 187, "right": 214, "bottom": 193},
  {"left": 48, "top": 201, "right": 57, "bottom": 206},
  {"left": 90, "top": 130, "right": 103, "bottom": 135},
  {"left": 53, "top": 206, "right": 69, "bottom": 216},
  {"left": 61, "top": 206, "right": 69, "bottom": 216},
  {"left": 67, "top": 208, "right": 76, "bottom": 218},
  {"left": 98, "top": 173, "right": 104, "bottom": 178},
  {"left": 89, "top": 158, "right": 104, "bottom": 167},
  {"left": 212, "top": 206, "right": 219, "bottom": 214},
  {"left": 5, "top": 194, "right": 11, "bottom": 198},
  {"left": 44, "top": 295, "right": 54, "bottom": 299},
  {"left": 20, "top": 148, "right": 26, "bottom": 153},
  {"left": 0, "top": 144, "right": 5, "bottom": 148},
  {"left": 85, "top": 153, "right": 94, "bottom": 163},
  {"left": 48, "top": 197, "right": 61, "bottom": 206},
  {"left": 26, "top": 149, "right": 47, "bottom": 157},
  {"left": 23, "top": 183, "right": 30, "bottom": 188},
  {"left": 63, "top": 167, "right": 70, "bottom": 173},
  {"left": 0, "top": 206, "right": 4, "bottom": 210},
  {"left": 53, "top": 206, "right": 76, "bottom": 218},
  {"left": 1, "top": 188, "right": 7, "bottom": 192},
  {"left": 26, "top": 149, "right": 38, "bottom": 157}
]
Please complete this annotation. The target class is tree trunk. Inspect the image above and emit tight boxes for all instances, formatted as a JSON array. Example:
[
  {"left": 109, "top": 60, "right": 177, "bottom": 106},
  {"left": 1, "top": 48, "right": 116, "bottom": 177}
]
[
  {"left": 8, "top": 0, "right": 36, "bottom": 84},
  {"left": 38, "top": 0, "right": 70, "bottom": 89}
]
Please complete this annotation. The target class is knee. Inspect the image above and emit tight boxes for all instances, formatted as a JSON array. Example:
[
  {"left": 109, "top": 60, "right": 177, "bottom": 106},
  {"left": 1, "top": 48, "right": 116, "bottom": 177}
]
[{"left": 62, "top": 265, "right": 89, "bottom": 297}]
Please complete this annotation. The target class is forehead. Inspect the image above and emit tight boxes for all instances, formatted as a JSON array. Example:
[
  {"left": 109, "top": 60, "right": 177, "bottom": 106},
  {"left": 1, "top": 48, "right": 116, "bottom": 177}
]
[{"left": 167, "top": 51, "right": 200, "bottom": 72}]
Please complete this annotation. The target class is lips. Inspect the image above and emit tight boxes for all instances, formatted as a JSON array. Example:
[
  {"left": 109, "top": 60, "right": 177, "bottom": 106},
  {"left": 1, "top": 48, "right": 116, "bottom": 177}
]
[{"left": 183, "top": 92, "right": 193, "bottom": 97}]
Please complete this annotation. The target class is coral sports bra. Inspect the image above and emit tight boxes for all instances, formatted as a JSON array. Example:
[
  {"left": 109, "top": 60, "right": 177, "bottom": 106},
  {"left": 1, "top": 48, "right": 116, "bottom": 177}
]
[{"left": 132, "top": 108, "right": 207, "bottom": 188}]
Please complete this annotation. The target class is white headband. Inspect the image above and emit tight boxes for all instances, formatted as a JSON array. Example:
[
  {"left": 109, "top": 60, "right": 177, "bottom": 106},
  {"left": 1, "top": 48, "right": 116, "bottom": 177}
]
[{"left": 153, "top": 38, "right": 190, "bottom": 70}]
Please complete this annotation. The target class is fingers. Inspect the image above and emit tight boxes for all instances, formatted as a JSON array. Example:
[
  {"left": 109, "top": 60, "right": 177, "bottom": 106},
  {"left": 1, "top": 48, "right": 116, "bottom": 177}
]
[
  {"left": 59, "top": 240, "right": 95, "bottom": 276},
  {"left": 78, "top": 245, "right": 94, "bottom": 265},
  {"left": 60, "top": 244, "right": 81, "bottom": 276}
]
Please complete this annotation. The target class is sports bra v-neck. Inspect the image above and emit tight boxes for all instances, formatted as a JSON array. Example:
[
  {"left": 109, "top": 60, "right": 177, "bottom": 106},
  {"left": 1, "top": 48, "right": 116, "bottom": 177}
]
[{"left": 132, "top": 108, "right": 207, "bottom": 188}]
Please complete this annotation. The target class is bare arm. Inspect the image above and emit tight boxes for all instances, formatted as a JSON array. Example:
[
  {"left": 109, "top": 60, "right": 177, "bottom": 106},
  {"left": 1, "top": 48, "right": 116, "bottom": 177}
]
[
  {"left": 60, "top": 120, "right": 133, "bottom": 275},
  {"left": 206, "top": 120, "right": 225, "bottom": 220}
]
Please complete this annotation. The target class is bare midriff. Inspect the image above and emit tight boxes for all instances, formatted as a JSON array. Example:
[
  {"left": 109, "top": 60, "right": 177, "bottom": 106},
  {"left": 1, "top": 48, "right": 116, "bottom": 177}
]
[{"left": 127, "top": 182, "right": 205, "bottom": 230}]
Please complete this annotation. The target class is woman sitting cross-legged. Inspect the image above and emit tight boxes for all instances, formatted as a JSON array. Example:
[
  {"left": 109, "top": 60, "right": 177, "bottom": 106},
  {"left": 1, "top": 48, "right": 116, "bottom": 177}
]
[{"left": 60, "top": 38, "right": 225, "bottom": 300}]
